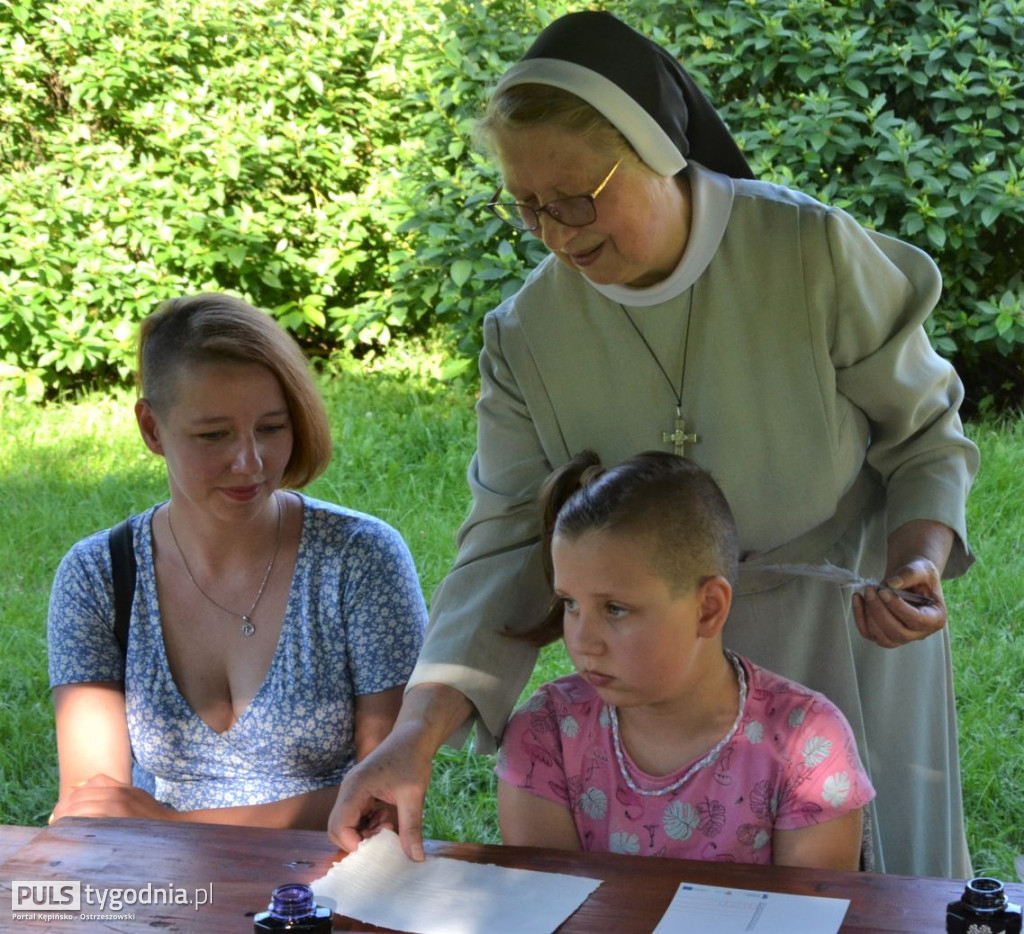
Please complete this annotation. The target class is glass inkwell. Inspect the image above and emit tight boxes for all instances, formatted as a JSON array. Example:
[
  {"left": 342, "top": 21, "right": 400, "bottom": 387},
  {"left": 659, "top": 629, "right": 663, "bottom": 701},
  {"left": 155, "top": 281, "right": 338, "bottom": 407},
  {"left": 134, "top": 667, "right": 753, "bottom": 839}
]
[
  {"left": 254, "top": 882, "right": 332, "bottom": 932},
  {"left": 946, "top": 877, "right": 1022, "bottom": 934}
]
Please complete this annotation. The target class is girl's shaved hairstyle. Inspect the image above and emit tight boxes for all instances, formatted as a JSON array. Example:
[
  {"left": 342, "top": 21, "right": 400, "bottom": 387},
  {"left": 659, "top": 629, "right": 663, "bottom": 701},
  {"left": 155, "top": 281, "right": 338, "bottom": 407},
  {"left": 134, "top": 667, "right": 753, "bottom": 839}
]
[{"left": 525, "top": 449, "right": 739, "bottom": 646}]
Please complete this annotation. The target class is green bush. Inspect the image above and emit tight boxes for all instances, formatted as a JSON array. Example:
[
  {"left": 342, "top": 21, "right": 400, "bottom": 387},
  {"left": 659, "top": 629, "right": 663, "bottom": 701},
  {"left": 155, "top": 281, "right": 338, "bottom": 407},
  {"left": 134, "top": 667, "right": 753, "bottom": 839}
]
[
  {"left": 653, "top": 0, "right": 1024, "bottom": 411},
  {"left": 1, "top": 0, "right": 1021, "bottom": 407},
  {"left": 0, "top": 0, "right": 409, "bottom": 397}
]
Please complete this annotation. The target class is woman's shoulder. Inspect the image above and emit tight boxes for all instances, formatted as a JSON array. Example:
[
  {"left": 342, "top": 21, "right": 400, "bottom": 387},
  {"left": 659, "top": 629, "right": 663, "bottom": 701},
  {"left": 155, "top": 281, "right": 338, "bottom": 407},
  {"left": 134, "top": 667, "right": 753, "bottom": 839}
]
[
  {"left": 295, "top": 494, "right": 412, "bottom": 552},
  {"left": 713, "top": 168, "right": 938, "bottom": 289},
  {"left": 56, "top": 505, "right": 159, "bottom": 576},
  {"left": 687, "top": 160, "right": 829, "bottom": 221},
  {"left": 724, "top": 167, "right": 933, "bottom": 269},
  {"left": 727, "top": 173, "right": 833, "bottom": 226},
  {"left": 298, "top": 492, "right": 385, "bottom": 526},
  {"left": 60, "top": 527, "right": 113, "bottom": 567}
]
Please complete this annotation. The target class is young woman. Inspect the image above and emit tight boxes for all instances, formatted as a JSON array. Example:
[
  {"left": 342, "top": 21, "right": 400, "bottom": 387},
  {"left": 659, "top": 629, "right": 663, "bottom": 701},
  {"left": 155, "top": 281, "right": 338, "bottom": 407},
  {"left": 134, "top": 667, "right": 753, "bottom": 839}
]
[
  {"left": 49, "top": 294, "right": 427, "bottom": 829},
  {"left": 496, "top": 451, "right": 874, "bottom": 869}
]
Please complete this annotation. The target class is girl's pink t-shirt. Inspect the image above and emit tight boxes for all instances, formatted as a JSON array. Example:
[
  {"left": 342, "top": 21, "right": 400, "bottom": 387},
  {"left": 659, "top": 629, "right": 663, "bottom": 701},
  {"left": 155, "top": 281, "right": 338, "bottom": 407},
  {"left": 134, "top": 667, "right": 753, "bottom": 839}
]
[{"left": 496, "top": 656, "right": 875, "bottom": 862}]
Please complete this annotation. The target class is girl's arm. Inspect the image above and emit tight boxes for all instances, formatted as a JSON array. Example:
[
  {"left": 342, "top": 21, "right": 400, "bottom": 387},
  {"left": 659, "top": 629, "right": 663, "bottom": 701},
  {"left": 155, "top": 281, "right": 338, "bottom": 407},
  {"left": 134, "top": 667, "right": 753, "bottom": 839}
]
[
  {"left": 772, "top": 808, "right": 864, "bottom": 871},
  {"left": 497, "top": 780, "right": 582, "bottom": 851}
]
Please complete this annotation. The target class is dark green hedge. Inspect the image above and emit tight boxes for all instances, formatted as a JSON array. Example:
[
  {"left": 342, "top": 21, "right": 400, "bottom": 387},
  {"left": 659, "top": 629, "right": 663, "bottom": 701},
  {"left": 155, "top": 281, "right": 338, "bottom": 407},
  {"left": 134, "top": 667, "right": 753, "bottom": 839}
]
[{"left": 1, "top": 0, "right": 1021, "bottom": 408}]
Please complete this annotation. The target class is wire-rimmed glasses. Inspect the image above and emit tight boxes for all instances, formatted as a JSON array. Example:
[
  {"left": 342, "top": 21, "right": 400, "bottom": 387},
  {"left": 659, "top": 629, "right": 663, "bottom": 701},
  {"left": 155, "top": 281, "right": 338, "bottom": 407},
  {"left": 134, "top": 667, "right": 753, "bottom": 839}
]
[{"left": 486, "top": 159, "right": 623, "bottom": 231}]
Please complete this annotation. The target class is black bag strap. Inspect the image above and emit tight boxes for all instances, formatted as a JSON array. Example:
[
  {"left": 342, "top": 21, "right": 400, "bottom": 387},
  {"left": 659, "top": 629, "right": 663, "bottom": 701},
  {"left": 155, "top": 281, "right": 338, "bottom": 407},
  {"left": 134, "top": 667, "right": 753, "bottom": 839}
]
[{"left": 108, "top": 518, "right": 137, "bottom": 658}]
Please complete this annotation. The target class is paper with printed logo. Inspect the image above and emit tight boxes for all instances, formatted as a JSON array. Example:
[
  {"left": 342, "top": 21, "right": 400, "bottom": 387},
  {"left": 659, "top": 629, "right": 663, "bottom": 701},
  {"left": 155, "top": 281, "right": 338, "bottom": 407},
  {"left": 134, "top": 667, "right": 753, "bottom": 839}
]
[{"left": 653, "top": 881, "right": 849, "bottom": 933}]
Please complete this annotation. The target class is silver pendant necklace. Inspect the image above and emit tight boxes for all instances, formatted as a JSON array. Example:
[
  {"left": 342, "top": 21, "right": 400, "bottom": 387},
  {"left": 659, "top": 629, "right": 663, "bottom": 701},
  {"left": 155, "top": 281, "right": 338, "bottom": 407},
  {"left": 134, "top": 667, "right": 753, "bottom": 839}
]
[
  {"left": 619, "top": 289, "right": 699, "bottom": 456},
  {"left": 609, "top": 650, "right": 747, "bottom": 798},
  {"left": 166, "top": 493, "right": 283, "bottom": 637}
]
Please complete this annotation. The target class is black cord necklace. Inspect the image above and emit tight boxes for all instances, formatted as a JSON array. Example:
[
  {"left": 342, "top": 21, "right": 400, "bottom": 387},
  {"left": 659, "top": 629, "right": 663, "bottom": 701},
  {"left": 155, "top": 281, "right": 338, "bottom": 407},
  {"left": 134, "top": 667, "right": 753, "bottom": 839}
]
[
  {"left": 166, "top": 493, "right": 283, "bottom": 637},
  {"left": 619, "top": 289, "right": 699, "bottom": 457}
]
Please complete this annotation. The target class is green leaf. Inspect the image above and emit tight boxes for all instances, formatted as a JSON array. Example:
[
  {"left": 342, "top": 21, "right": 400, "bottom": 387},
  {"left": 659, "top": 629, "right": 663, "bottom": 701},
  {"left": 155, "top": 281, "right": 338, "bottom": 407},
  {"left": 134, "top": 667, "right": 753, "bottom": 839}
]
[
  {"left": 441, "top": 355, "right": 474, "bottom": 380},
  {"left": 980, "top": 205, "right": 1001, "bottom": 226},
  {"left": 904, "top": 214, "right": 926, "bottom": 235},
  {"left": 450, "top": 259, "right": 474, "bottom": 287},
  {"left": 926, "top": 224, "right": 947, "bottom": 249}
]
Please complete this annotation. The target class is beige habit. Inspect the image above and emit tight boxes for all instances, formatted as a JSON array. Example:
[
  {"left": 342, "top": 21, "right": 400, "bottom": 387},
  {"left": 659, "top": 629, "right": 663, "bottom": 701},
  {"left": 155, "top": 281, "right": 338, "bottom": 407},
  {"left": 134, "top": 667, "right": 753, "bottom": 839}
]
[{"left": 410, "top": 163, "right": 979, "bottom": 878}]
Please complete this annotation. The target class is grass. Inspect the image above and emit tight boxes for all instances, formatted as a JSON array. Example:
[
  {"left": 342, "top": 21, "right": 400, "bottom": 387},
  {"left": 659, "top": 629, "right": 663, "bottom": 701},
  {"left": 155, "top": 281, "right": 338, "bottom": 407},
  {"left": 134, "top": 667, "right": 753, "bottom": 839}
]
[
  {"left": 1, "top": 347, "right": 1020, "bottom": 881},
  {"left": 942, "top": 418, "right": 1024, "bottom": 879}
]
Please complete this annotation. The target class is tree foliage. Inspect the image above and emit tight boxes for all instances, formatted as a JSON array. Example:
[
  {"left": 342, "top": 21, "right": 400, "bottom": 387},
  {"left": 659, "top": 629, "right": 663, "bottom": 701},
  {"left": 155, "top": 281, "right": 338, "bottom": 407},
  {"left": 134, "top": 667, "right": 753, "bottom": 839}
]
[{"left": 1, "top": 0, "right": 1021, "bottom": 407}]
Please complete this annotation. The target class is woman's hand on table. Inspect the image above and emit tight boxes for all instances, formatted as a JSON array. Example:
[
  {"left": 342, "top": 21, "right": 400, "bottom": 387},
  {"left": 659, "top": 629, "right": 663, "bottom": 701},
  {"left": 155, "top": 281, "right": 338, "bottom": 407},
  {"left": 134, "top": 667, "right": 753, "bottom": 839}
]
[{"left": 50, "top": 774, "right": 178, "bottom": 823}]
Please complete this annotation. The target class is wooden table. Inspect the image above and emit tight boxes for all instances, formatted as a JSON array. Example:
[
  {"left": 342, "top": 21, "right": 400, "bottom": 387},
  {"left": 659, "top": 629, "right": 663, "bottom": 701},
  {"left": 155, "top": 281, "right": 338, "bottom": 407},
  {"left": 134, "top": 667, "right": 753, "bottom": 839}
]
[
  {"left": 0, "top": 825, "right": 41, "bottom": 867},
  {"left": 2, "top": 818, "right": 1019, "bottom": 932}
]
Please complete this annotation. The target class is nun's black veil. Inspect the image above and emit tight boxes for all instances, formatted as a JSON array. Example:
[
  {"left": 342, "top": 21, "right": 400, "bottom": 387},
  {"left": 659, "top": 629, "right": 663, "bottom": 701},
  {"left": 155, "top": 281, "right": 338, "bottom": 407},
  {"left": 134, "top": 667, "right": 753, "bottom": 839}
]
[{"left": 499, "top": 11, "right": 754, "bottom": 181}]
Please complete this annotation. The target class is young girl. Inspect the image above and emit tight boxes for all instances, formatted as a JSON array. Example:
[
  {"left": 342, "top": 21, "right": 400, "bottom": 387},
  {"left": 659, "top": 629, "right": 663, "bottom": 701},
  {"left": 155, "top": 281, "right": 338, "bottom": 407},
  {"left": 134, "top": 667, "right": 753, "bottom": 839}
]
[{"left": 496, "top": 451, "right": 875, "bottom": 869}]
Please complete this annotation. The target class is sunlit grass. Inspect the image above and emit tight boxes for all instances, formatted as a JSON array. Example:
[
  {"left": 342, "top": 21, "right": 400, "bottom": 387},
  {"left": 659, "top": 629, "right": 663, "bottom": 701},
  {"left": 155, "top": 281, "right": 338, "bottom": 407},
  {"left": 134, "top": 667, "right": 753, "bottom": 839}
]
[{"left": 943, "top": 417, "right": 1024, "bottom": 880}]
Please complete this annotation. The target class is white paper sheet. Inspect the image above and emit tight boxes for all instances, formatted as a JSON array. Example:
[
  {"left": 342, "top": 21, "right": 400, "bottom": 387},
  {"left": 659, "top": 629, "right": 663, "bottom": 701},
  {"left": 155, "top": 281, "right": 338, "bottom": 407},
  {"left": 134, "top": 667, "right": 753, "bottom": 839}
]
[
  {"left": 653, "top": 881, "right": 850, "bottom": 933},
  {"left": 310, "top": 830, "right": 601, "bottom": 934}
]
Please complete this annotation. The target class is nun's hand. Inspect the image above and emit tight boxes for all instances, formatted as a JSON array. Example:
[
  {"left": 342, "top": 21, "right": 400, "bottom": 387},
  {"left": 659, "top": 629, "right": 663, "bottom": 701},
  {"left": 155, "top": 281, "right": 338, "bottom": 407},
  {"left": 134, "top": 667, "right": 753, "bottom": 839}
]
[{"left": 852, "top": 558, "right": 947, "bottom": 648}]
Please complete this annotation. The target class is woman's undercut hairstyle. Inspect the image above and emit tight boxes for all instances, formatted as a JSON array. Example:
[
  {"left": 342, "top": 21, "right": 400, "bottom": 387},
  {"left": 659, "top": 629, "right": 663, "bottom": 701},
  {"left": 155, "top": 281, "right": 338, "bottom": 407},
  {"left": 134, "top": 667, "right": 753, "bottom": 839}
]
[
  {"left": 137, "top": 293, "right": 332, "bottom": 489},
  {"left": 525, "top": 450, "right": 739, "bottom": 646}
]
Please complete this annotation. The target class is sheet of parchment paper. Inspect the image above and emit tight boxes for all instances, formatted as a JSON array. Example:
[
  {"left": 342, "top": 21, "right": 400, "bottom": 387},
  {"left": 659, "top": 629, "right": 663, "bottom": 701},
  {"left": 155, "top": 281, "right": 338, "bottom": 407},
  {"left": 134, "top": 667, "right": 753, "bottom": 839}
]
[{"left": 311, "top": 830, "right": 601, "bottom": 934}]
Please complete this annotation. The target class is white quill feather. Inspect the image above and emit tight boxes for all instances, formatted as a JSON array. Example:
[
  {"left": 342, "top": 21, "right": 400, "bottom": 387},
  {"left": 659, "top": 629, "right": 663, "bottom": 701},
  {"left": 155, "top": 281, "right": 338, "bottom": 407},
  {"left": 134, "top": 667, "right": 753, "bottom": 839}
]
[{"left": 748, "top": 562, "right": 937, "bottom": 607}]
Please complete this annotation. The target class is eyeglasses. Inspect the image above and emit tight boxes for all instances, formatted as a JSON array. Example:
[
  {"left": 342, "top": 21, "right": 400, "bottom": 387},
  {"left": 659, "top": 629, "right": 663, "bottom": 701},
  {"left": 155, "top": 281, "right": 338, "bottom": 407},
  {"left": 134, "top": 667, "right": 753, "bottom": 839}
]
[{"left": 486, "top": 159, "right": 623, "bottom": 231}]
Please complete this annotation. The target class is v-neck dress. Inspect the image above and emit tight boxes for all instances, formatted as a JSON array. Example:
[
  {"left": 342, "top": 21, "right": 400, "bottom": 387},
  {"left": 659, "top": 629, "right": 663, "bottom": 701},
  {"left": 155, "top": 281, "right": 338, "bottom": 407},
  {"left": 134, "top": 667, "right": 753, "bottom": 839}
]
[
  {"left": 48, "top": 495, "right": 427, "bottom": 811},
  {"left": 410, "top": 162, "right": 978, "bottom": 877}
]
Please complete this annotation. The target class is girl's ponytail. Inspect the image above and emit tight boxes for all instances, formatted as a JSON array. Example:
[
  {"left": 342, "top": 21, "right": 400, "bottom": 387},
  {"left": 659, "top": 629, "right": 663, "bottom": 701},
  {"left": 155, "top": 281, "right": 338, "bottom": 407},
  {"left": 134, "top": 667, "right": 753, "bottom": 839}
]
[
  {"left": 539, "top": 450, "right": 604, "bottom": 557},
  {"left": 522, "top": 451, "right": 606, "bottom": 647}
]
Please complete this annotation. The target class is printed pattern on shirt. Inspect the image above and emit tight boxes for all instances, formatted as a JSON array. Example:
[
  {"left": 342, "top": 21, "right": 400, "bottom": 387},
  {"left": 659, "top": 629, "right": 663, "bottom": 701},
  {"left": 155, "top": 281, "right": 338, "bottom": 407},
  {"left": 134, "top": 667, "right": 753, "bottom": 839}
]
[{"left": 496, "top": 659, "right": 875, "bottom": 862}]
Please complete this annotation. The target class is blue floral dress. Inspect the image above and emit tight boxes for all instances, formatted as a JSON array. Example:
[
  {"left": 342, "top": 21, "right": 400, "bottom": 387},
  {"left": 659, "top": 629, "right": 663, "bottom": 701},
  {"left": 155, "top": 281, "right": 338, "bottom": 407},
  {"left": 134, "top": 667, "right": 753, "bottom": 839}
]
[{"left": 48, "top": 495, "right": 427, "bottom": 811}]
